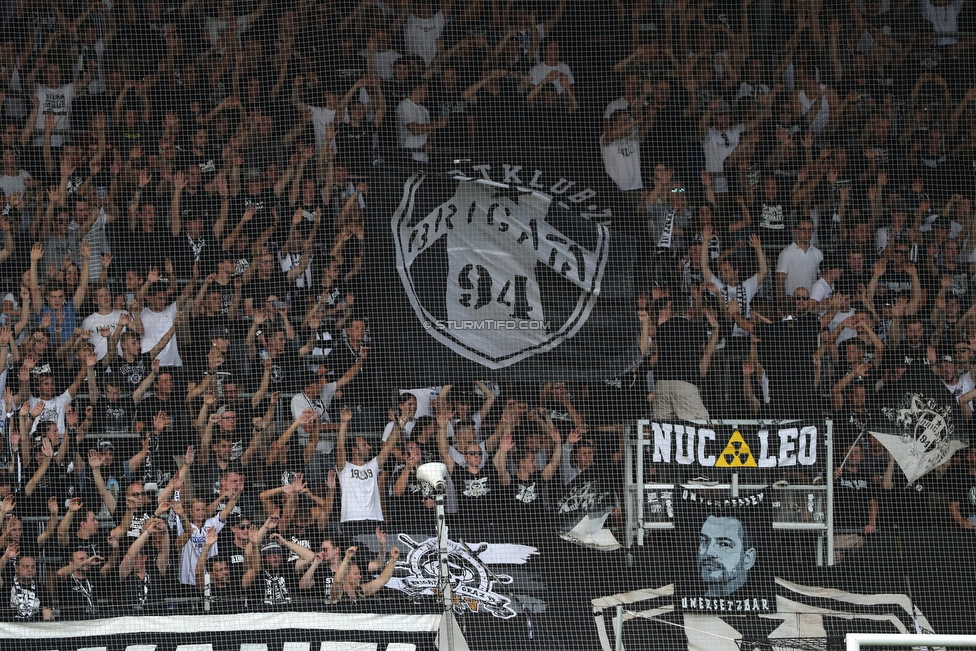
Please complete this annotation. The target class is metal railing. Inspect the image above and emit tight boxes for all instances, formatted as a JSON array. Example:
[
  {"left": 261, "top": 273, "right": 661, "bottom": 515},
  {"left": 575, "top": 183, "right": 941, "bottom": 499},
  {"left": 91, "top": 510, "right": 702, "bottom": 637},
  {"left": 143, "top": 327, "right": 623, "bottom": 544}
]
[{"left": 623, "top": 419, "right": 835, "bottom": 566}]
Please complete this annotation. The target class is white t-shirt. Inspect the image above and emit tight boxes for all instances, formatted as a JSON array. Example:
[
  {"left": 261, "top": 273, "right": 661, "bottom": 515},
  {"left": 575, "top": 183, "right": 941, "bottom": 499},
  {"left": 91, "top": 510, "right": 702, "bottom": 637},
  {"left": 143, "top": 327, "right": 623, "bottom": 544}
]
[
  {"left": 922, "top": 0, "right": 964, "bottom": 44},
  {"left": 140, "top": 302, "right": 182, "bottom": 367},
  {"left": 309, "top": 105, "right": 338, "bottom": 154},
  {"left": 601, "top": 131, "right": 643, "bottom": 192},
  {"left": 381, "top": 419, "right": 417, "bottom": 442},
  {"left": 290, "top": 383, "right": 339, "bottom": 455},
  {"left": 0, "top": 170, "right": 30, "bottom": 196},
  {"left": 810, "top": 277, "right": 834, "bottom": 303},
  {"left": 29, "top": 390, "right": 72, "bottom": 435},
  {"left": 364, "top": 49, "right": 402, "bottom": 81},
  {"left": 34, "top": 83, "right": 77, "bottom": 146},
  {"left": 403, "top": 12, "right": 445, "bottom": 66},
  {"left": 82, "top": 309, "right": 126, "bottom": 360},
  {"left": 827, "top": 308, "right": 857, "bottom": 345},
  {"left": 337, "top": 457, "right": 384, "bottom": 522},
  {"left": 711, "top": 275, "right": 760, "bottom": 337},
  {"left": 776, "top": 243, "right": 824, "bottom": 296},
  {"left": 701, "top": 124, "right": 745, "bottom": 193},
  {"left": 179, "top": 515, "right": 222, "bottom": 585},
  {"left": 397, "top": 98, "right": 430, "bottom": 162},
  {"left": 529, "top": 62, "right": 574, "bottom": 94}
]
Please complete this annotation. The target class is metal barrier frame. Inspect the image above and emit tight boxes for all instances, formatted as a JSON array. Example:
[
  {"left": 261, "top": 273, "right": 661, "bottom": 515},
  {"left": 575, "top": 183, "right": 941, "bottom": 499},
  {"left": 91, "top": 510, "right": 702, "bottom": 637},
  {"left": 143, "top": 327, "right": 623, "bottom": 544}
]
[{"left": 624, "top": 419, "right": 835, "bottom": 566}]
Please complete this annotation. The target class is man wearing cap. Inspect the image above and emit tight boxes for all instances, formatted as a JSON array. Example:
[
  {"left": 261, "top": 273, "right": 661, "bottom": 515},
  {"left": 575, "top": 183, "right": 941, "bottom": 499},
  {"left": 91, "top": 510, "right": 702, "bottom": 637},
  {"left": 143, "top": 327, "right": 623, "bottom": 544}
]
[{"left": 242, "top": 515, "right": 297, "bottom": 609}]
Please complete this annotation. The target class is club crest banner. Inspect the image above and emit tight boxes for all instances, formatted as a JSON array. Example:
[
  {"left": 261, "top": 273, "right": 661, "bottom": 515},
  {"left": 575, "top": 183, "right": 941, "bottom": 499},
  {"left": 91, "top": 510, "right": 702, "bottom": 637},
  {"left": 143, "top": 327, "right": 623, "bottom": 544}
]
[{"left": 371, "top": 164, "right": 639, "bottom": 385}]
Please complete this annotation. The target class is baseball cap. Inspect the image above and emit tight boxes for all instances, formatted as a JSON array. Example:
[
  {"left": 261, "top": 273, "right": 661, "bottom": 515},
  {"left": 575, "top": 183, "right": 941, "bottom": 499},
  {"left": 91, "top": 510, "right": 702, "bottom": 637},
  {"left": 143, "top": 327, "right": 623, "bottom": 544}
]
[
  {"left": 210, "top": 325, "right": 231, "bottom": 340},
  {"left": 97, "top": 440, "right": 115, "bottom": 453},
  {"left": 261, "top": 542, "right": 282, "bottom": 555}
]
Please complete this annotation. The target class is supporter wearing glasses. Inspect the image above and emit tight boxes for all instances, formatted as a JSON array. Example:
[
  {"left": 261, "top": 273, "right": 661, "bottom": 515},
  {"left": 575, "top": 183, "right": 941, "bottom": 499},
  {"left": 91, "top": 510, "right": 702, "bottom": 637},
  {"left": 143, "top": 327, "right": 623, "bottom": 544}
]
[{"left": 435, "top": 404, "right": 503, "bottom": 541}]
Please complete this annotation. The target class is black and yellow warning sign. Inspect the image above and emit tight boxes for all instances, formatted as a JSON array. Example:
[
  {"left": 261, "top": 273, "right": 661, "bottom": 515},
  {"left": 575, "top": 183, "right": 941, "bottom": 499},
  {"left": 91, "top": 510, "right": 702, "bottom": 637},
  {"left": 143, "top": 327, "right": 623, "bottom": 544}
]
[{"left": 715, "top": 431, "right": 757, "bottom": 467}]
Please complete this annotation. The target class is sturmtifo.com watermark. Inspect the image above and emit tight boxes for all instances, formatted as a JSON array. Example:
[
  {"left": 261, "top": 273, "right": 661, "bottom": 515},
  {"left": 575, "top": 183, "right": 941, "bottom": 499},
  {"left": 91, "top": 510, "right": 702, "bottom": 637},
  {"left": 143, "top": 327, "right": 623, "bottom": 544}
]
[{"left": 424, "top": 319, "right": 551, "bottom": 331}]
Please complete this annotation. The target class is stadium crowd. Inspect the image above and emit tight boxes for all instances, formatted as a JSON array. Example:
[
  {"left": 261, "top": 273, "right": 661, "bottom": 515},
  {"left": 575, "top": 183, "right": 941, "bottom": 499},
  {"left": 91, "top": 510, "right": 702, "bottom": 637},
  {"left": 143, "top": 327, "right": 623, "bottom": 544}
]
[{"left": 0, "top": 0, "right": 973, "bottom": 622}]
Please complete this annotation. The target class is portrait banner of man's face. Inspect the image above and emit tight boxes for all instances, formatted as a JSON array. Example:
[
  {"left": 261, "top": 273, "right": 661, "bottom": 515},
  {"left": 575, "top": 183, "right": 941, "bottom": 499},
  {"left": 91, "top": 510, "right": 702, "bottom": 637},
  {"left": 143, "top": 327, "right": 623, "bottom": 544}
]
[{"left": 675, "top": 489, "right": 774, "bottom": 614}]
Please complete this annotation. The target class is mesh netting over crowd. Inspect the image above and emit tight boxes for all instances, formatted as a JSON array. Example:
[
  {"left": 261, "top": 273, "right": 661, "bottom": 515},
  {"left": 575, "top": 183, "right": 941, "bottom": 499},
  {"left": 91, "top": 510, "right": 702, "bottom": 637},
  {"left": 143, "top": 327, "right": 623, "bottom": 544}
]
[{"left": 0, "top": 0, "right": 974, "bottom": 626}]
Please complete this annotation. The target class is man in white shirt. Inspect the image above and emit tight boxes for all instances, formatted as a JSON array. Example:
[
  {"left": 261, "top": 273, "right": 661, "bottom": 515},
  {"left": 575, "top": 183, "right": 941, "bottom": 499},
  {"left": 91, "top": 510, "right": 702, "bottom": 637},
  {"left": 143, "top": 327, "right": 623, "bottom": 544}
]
[
  {"left": 82, "top": 284, "right": 140, "bottom": 361},
  {"left": 396, "top": 81, "right": 448, "bottom": 163},
  {"left": 291, "top": 75, "right": 341, "bottom": 154},
  {"left": 776, "top": 219, "right": 824, "bottom": 297},
  {"left": 27, "top": 59, "right": 94, "bottom": 147},
  {"left": 136, "top": 274, "right": 192, "bottom": 368},
  {"left": 700, "top": 225, "right": 768, "bottom": 338},
  {"left": 335, "top": 407, "right": 400, "bottom": 537},
  {"left": 601, "top": 108, "right": 649, "bottom": 194},
  {"left": 810, "top": 257, "right": 844, "bottom": 309},
  {"left": 401, "top": 0, "right": 449, "bottom": 67},
  {"left": 698, "top": 95, "right": 772, "bottom": 193},
  {"left": 529, "top": 41, "right": 574, "bottom": 95}
]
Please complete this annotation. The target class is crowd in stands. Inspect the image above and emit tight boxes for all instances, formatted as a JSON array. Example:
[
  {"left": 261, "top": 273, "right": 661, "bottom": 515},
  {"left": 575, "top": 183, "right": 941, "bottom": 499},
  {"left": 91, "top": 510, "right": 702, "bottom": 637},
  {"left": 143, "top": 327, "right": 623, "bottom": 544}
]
[{"left": 0, "top": 0, "right": 974, "bottom": 623}]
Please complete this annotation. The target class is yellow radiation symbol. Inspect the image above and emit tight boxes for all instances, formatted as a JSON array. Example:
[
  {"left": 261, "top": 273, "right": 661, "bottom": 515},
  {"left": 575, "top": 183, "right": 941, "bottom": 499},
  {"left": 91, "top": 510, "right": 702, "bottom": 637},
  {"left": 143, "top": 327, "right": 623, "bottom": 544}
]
[{"left": 715, "top": 430, "right": 757, "bottom": 467}]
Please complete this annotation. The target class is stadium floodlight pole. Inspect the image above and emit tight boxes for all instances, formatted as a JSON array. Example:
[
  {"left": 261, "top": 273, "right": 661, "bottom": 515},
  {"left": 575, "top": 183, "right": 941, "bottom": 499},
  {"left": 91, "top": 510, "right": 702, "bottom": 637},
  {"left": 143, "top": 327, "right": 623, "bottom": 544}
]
[
  {"left": 847, "top": 634, "right": 976, "bottom": 651},
  {"left": 417, "top": 462, "right": 454, "bottom": 651}
]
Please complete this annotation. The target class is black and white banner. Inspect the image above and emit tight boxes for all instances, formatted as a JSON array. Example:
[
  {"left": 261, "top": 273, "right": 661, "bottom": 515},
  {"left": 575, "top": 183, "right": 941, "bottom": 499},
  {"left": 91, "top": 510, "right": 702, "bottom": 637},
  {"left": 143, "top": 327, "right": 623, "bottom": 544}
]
[
  {"left": 371, "top": 164, "right": 639, "bottom": 384},
  {"left": 0, "top": 611, "right": 444, "bottom": 651},
  {"left": 674, "top": 490, "right": 774, "bottom": 614},
  {"left": 637, "top": 420, "right": 823, "bottom": 470},
  {"left": 869, "top": 390, "right": 967, "bottom": 485},
  {"left": 592, "top": 578, "right": 940, "bottom": 651}
]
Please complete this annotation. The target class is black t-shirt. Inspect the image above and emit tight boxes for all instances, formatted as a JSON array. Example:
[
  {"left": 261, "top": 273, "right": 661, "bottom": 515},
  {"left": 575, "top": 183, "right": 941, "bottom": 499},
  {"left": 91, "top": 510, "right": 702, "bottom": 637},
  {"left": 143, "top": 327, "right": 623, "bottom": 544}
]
[
  {"left": 326, "top": 340, "right": 370, "bottom": 405},
  {"left": 170, "top": 228, "right": 214, "bottom": 281},
  {"left": 119, "top": 563, "right": 171, "bottom": 613},
  {"left": 136, "top": 396, "right": 194, "bottom": 456},
  {"left": 56, "top": 573, "right": 102, "bottom": 620},
  {"left": 755, "top": 315, "right": 821, "bottom": 416},
  {"left": 952, "top": 468, "right": 976, "bottom": 523},
  {"left": 22, "top": 456, "right": 75, "bottom": 516},
  {"left": 450, "top": 465, "right": 501, "bottom": 539},
  {"left": 499, "top": 473, "right": 551, "bottom": 539},
  {"left": 64, "top": 530, "right": 112, "bottom": 561},
  {"left": 388, "top": 464, "right": 434, "bottom": 533},
  {"left": 249, "top": 566, "right": 298, "bottom": 609},
  {"left": 654, "top": 316, "right": 709, "bottom": 386},
  {"left": 216, "top": 531, "right": 248, "bottom": 589},
  {"left": 247, "top": 271, "right": 291, "bottom": 311},
  {"left": 95, "top": 394, "right": 139, "bottom": 439},
  {"left": 106, "top": 353, "right": 152, "bottom": 392},
  {"left": 336, "top": 120, "right": 377, "bottom": 177},
  {"left": 834, "top": 465, "right": 875, "bottom": 530}
]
